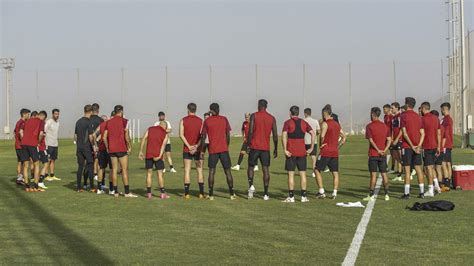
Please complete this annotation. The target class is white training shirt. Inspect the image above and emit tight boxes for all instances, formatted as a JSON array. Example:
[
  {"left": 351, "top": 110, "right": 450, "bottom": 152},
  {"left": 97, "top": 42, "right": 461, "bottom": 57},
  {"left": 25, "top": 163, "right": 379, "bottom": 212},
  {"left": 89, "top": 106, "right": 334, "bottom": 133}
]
[
  {"left": 154, "top": 120, "right": 172, "bottom": 144},
  {"left": 45, "top": 118, "right": 60, "bottom": 147},
  {"left": 304, "top": 116, "right": 320, "bottom": 145}
]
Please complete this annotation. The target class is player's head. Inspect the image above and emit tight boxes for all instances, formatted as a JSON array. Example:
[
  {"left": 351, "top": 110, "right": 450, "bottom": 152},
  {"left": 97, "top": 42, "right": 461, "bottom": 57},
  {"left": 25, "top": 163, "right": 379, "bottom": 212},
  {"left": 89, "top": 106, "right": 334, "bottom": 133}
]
[
  {"left": 52, "top": 108, "right": 60, "bottom": 121},
  {"left": 204, "top": 112, "right": 210, "bottom": 119},
  {"left": 31, "top": 111, "right": 38, "bottom": 118},
  {"left": 187, "top": 103, "right": 197, "bottom": 114},
  {"left": 245, "top": 112, "right": 250, "bottom": 121},
  {"left": 159, "top": 120, "right": 168, "bottom": 130},
  {"left": 114, "top": 105, "right": 124, "bottom": 117},
  {"left": 370, "top": 107, "right": 381, "bottom": 121},
  {"left": 258, "top": 99, "right": 268, "bottom": 111},
  {"left": 289, "top": 105, "right": 299, "bottom": 117},
  {"left": 440, "top": 102, "right": 451, "bottom": 116},
  {"left": 92, "top": 103, "right": 100, "bottom": 114},
  {"left": 400, "top": 104, "right": 407, "bottom": 112},
  {"left": 38, "top": 110, "right": 47, "bottom": 120},
  {"left": 383, "top": 104, "right": 391, "bottom": 114},
  {"left": 304, "top": 108, "right": 311, "bottom": 118},
  {"left": 420, "top": 101, "right": 431, "bottom": 115},
  {"left": 209, "top": 103, "right": 220, "bottom": 115},
  {"left": 390, "top": 102, "right": 400, "bottom": 114},
  {"left": 322, "top": 104, "right": 332, "bottom": 120},
  {"left": 84, "top": 104, "right": 93, "bottom": 116},
  {"left": 431, "top": 110, "right": 440, "bottom": 117},
  {"left": 404, "top": 97, "right": 416, "bottom": 110},
  {"left": 101, "top": 115, "right": 108, "bottom": 121},
  {"left": 111, "top": 110, "right": 116, "bottom": 117},
  {"left": 20, "top": 108, "right": 31, "bottom": 119},
  {"left": 158, "top": 111, "right": 165, "bottom": 121}
]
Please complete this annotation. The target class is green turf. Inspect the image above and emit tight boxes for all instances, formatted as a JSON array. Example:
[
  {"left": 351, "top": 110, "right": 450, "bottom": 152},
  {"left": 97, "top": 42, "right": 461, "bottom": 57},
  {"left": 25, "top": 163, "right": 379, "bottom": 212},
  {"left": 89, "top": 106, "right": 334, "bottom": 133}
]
[{"left": 0, "top": 136, "right": 473, "bottom": 265}]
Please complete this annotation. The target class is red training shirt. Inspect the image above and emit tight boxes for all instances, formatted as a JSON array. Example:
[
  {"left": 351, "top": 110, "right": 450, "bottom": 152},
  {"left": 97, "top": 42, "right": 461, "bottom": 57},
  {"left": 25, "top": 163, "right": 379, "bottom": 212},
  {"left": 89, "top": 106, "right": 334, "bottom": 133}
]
[
  {"left": 21, "top": 117, "right": 44, "bottom": 147},
  {"left": 249, "top": 109, "right": 275, "bottom": 151},
  {"left": 182, "top": 115, "right": 203, "bottom": 153},
  {"left": 365, "top": 120, "right": 390, "bottom": 157},
  {"left": 283, "top": 117, "right": 312, "bottom": 157},
  {"left": 202, "top": 115, "right": 231, "bottom": 154},
  {"left": 422, "top": 112, "right": 440, "bottom": 150},
  {"left": 105, "top": 116, "right": 128, "bottom": 153},
  {"left": 242, "top": 121, "right": 250, "bottom": 143},
  {"left": 391, "top": 113, "right": 402, "bottom": 142},
  {"left": 384, "top": 114, "right": 393, "bottom": 134},
  {"left": 400, "top": 110, "right": 422, "bottom": 149},
  {"left": 146, "top": 126, "right": 167, "bottom": 159},
  {"left": 441, "top": 115, "right": 453, "bottom": 149},
  {"left": 320, "top": 119, "right": 341, "bottom": 158},
  {"left": 14, "top": 119, "right": 25, "bottom": 150},
  {"left": 98, "top": 121, "right": 108, "bottom": 152}
]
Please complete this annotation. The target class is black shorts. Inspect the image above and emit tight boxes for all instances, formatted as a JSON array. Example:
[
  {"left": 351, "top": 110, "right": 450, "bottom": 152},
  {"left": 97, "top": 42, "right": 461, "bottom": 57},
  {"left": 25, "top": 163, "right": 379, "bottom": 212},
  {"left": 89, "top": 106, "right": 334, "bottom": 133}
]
[
  {"left": 423, "top": 149, "right": 436, "bottom": 166},
  {"left": 109, "top": 152, "right": 128, "bottom": 158},
  {"left": 98, "top": 150, "right": 111, "bottom": 169},
  {"left": 183, "top": 152, "right": 201, "bottom": 161},
  {"left": 401, "top": 148, "right": 422, "bottom": 166},
  {"left": 305, "top": 144, "right": 318, "bottom": 156},
  {"left": 435, "top": 152, "right": 444, "bottom": 166},
  {"left": 285, "top": 156, "right": 307, "bottom": 172},
  {"left": 16, "top": 149, "right": 25, "bottom": 162},
  {"left": 165, "top": 144, "right": 171, "bottom": 152},
  {"left": 389, "top": 142, "right": 401, "bottom": 151},
  {"left": 39, "top": 150, "right": 49, "bottom": 164},
  {"left": 202, "top": 143, "right": 208, "bottom": 154},
  {"left": 21, "top": 145, "right": 39, "bottom": 162},
  {"left": 145, "top": 159, "right": 165, "bottom": 170},
  {"left": 208, "top": 152, "right": 232, "bottom": 169},
  {"left": 443, "top": 148, "right": 452, "bottom": 163},
  {"left": 47, "top": 146, "right": 58, "bottom": 160},
  {"left": 368, "top": 156, "right": 388, "bottom": 173},
  {"left": 240, "top": 143, "right": 248, "bottom": 152},
  {"left": 77, "top": 150, "right": 94, "bottom": 165},
  {"left": 248, "top": 149, "right": 271, "bottom": 167},
  {"left": 316, "top": 156, "right": 339, "bottom": 172}
]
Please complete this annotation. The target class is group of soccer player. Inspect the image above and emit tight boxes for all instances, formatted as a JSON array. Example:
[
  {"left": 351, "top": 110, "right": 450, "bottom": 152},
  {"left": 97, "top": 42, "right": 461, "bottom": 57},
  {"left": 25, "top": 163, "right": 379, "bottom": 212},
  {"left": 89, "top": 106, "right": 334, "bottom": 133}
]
[{"left": 13, "top": 96, "right": 455, "bottom": 202}]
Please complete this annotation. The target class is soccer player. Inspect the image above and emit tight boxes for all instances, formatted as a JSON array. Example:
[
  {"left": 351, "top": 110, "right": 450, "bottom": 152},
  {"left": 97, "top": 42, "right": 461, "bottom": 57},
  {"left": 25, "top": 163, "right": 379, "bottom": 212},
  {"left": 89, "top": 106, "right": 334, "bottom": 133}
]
[
  {"left": 400, "top": 97, "right": 425, "bottom": 199},
  {"left": 36, "top": 111, "right": 50, "bottom": 190},
  {"left": 420, "top": 102, "right": 442, "bottom": 197},
  {"left": 231, "top": 113, "right": 255, "bottom": 171},
  {"left": 155, "top": 111, "right": 176, "bottom": 173},
  {"left": 303, "top": 108, "right": 320, "bottom": 178},
  {"left": 363, "top": 107, "right": 391, "bottom": 201},
  {"left": 245, "top": 99, "right": 278, "bottom": 200},
  {"left": 44, "top": 108, "right": 61, "bottom": 181},
  {"left": 180, "top": 103, "right": 205, "bottom": 199},
  {"left": 440, "top": 102, "right": 454, "bottom": 189},
  {"left": 104, "top": 105, "right": 137, "bottom": 198},
  {"left": 95, "top": 114, "right": 111, "bottom": 194},
  {"left": 390, "top": 102, "right": 403, "bottom": 181},
  {"left": 199, "top": 103, "right": 236, "bottom": 200},
  {"left": 20, "top": 109, "right": 46, "bottom": 192},
  {"left": 14, "top": 108, "right": 30, "bottom": 185},
  {"left": 313, "top": 104, "right": 346, "bottom": 199},
  {"left": 139, "top": 121, "right": 170, "bottom": 199},
  {"left": 74, "top": 105, "right": 97, "bottom": 192},
  {"left": 431, "top": 110, "right": 447, "bottom": 192},
  {"left": 282, "top": 106, "right": 315, "bottom": 203},
  {"left": 383, "top": 104, "right": 394, "bottom": 172},
  {"left": 90, "top": 103, "right": 104, "bottom": 183}
]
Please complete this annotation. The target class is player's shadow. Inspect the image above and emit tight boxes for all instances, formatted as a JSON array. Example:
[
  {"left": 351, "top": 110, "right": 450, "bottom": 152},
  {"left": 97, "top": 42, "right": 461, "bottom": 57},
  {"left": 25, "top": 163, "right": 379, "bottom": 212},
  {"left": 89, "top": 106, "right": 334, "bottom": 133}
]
[{"left": 1, "top": 177, "right": 114, "bottom": 264}]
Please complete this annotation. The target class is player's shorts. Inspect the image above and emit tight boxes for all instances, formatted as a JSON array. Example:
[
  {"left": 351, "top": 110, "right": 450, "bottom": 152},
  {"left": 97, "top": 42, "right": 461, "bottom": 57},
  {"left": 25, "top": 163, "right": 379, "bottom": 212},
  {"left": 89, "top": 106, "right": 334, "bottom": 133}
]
[
  {"left": 435, "top": 152, "right": 444, "bottom": 166},
  {"left": 109, "top": 152, "right": 128, "bottom": 158},
  {"left": 248, "top": 149, "right": 271, "bottom": 167},
  {"left": 39, "top": 150, "right": 49, "bottom": 164},
  {"left": 47, "top": 146, "right": 58, "bottom": 160},
  {"left": 389, "top": 142, "right": 402, "bottom": 151},
  {"left": 183, "top": 152, "right": 201, "bottom": 161},
  {"left": 285, "top": 156, "right": 307, "bottom": 172},
  {"left": 240, "top": 143, "right": 248, "bottom": 152},
  {"left": 401, "top": 148, "right": 422, "bottom": 166},
  {"left": 165, "top": 144, "right": 171, "bottom": 152},
  {"left": 202, "top": 143, "right": 208, "bottom": 154},
  {"left": 76, "top": 150, "right": 94, "bottom": 165},
  {"left": 423, "top": 149, "right": 436, "bottom": 166},
  {"left": 305, "top": 144, "right": 318, "bottom": 156},
  {"left": 16, "top": 149, "right": 25, "bottom": 162},
  {"left": 316, "top": 156, "right": 339, "bottom": 172},
  {"left": 98, "top": 150, "right": 111, "bottom": 169},
  {"left": 21, "top": 145, "right": 39, "bottom": 162},
  {"left": 145, "top": 159, "right": 165, "bottom": 170},
  {"left": 443, "top": 148, "right": 452, "bottom": 163},
  {"left": 368, "top": 156, "right": 388, "bottom": 173},
  {"left": 208, "top": 152, "right": 232, "bottom": 169}
]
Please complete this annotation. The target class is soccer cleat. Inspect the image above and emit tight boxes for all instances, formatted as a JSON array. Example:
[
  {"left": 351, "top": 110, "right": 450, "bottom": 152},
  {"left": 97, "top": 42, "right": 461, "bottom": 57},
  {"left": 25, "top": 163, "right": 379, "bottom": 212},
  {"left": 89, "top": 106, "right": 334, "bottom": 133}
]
[
  {"left": 207, "top": 195, "right": 215, "bottom": 201},
  {"left": 198, "top": 194, "right": 205, "bottom": 199},
  {"left": 323, "top": 168, "right": 330, "bottom": 173},
  {"left": 51, "top": 176, "right": 61, "bottom": 181},
  {"left": 160, "top": 193, "right": 170, "bottom": 199},
  {"left": 312, "top": 172, "right": 316, "bottom": 178},
  {"left": 329, "top": 194, "right": 337, "bottom": 200},
  {"left": 146, "top": 192, "right": 152, "bottom": 199},
  {"left": 114, "top": 193, "right": 120, "bottom": 198},
  {"left": 418, "top": 193, "right": 425, "bottom": 199},
  {"left": 425, "top": 191, "right": 434, "bottom": 197},
  {"left": 263, "top": 195, "right": 270, "bottom": 201},
  {"left": 384, "top": 194, "right": 390, "bottom": 201},
  {"left": 301, "top": 196, "right": 309, "bottom": 203},
  {"left": 231, "top": 165, "right": 240, "bottom": 171},
  {"left": 97, "top": 189, "right": 105, "bottom": 195},
  {"left": 282, "top": 197, "right": 295, "bottom": 203},
  {"left": 183, "top": 194, "right": 191, "bottom": 200},
  {"left": 38, "top": 182, "right": 48, "bottom": 190},
  {"left": 230, "top": 194, "right": 237, "bottom": 200},
  {"left": 401, "top": 194, "right": 410, "bottom": 200},
  {"left": 163, "top": 169, "right": 166, "bottom": 173},
  {"left": 254, "top": 165, "right": 259, "bottom": 171},
  {"left": 391, "top": 176, "right": 403, "bottom": 182},
  {"left": 124, "top": 193, "right": 138, "bottom": 198},
  {"left": 16, "top": 180, "right": 26, "bottom": 186},
  {"left": 109, "top": 190, "right": 115, "bottom": 195},
  {"left": 170, "top": 168, "right": 177, "bottom": 173},
  {"left": 363, "top": 195, "right": 375, "bottom": 201},
  {"left": 44, "top": 176, "right": 54, "bottom": 182},
  {"left": 388, "top": 170, "right": 397, "bottom": 174},
  {"left": 76, "top": 189, "right": 85, "bottom": 193},
  {"left": 90, "top": 188, "right": 97, "bottom": 193},
  {"left": 248, "top": 185, "right": 256, "bottom": 199},
  {"left": 316, "top": 192, "right": 326, "bottom": 199}
]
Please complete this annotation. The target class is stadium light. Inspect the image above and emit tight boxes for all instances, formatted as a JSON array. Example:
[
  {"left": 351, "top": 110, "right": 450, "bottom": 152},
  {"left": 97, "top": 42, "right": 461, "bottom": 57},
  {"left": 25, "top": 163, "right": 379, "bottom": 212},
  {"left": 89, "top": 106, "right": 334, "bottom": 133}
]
[{"left": 1, "top": 57, "right": 15, "bottom": 140}]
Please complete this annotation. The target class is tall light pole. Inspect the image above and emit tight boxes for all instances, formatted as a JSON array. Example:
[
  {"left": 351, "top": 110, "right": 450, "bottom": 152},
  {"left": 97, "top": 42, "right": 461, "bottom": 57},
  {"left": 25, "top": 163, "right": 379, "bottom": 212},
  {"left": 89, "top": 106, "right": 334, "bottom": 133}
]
[{"left": 1, "top": 58, "right": 15, "bottom": 140}]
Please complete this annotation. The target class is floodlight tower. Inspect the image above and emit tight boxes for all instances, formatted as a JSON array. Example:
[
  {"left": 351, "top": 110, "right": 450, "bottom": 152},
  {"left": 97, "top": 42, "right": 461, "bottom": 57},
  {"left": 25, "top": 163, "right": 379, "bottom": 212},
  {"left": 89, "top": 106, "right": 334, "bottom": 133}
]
[{"left": 1, "top": 57, "right": 15, "bottom": 140}]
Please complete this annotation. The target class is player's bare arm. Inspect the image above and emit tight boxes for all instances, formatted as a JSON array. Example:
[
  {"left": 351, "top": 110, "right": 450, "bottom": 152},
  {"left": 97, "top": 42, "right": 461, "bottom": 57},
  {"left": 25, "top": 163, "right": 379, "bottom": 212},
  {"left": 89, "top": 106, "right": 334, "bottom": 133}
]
[
  {"left": 138, "top": 130, "right": 149, "bottom": 160},
  {"left": 272, "top": 117, "right": 278, "bottom": 158},
  {"left": 320, "top": 122, "right": 328, "bottom": 148},
  {"left": 125, "top": 127, "right": 132, "bottom": 153},
  {"left": 402, "top": 127, "right": 416, "bottom": 151},
  {"left": 282, "top": 130, "right": 291, "bottom": 157},
  {"left": 246, "top": 113, "right": 255, "bottom": 148},
  {"left": 384, "top": 136, "right": 392, "bottom": 155},
  {"left": 158, "top": 135, "right": 168, "bottom": 160},
  {"left": 307, "top": 129, "right": 315, "bottom": 154}
]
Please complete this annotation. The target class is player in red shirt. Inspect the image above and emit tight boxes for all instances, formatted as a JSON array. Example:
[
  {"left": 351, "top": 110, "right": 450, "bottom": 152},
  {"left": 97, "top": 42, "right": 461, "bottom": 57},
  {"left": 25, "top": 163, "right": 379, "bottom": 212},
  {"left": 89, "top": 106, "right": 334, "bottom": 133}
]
[
  {"left": 231, "top": 113, "right": 252, "bottom": 171},
  {"left": 94, "top": 114, "right": 112, "bottom": 194},
  {"left": 179, "top": 103, "right": 205, "bottom": 199},
  {"left": 400, "top": 97, "right": 425, "bottom": 199},
  {"left": 14, "top": 108, "right": 30, "bottom": 185},
  {"left": 139, "top": 121, "right": 169, "bottom": 199},
  {"left": 389, "top": 102, "right": 403, "bottom": 181},
  {"left": 245, "top": 99, "right": 278, "bottom": 200},
  {"left": 430, "top": 110, "right": 448, "bottom": 193},
  {"left": 440, "top": 102, "right": 454, "bottom": 189},
  {"left": 383, "top": 104, "right": 394, "bottom": 172},
  {"left": 363, "top": 107, "right": 391, "bottom": 201},
  {"left": 104, "top": 105, "right": 137, "bottom": 198},
  {"left": 313, "top": 105, "right": 346, "bottom": 199},
  {"left": 37, "top": 111, "right": 50, "bottom": 190},
  {"left": 199, "top": 103, "right": 236, "bottom": 200},
  {"left": 282, "top": 106, "right": 315, "bottom": 203}
]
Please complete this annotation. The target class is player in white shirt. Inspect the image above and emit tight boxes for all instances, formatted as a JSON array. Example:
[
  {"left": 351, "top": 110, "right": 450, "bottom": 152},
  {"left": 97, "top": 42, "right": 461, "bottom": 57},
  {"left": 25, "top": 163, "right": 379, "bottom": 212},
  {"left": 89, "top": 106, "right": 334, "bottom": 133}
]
[
  {"left": 155, "top": 111, "right": 176, "bottom": 173},
  {"left": 304, "top": 108, "right": 320, "bottom": 177},
  {"left": 45, "top": 109, "right": 61, "bottom": 181}
]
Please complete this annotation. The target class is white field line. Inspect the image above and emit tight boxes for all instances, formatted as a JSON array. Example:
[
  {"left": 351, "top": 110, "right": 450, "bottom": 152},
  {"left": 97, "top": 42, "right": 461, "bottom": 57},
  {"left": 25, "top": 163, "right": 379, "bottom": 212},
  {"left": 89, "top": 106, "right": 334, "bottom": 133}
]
[{"left": 342, "top": 176, "right": 382, "bottom": 266}]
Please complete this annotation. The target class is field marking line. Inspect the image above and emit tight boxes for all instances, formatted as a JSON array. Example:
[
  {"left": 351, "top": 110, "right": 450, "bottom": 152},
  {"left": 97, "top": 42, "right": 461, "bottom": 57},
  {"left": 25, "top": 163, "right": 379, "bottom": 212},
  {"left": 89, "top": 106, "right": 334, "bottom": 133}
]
[{"left": 342, "top": 176, "right": 382, "bottom": 266}]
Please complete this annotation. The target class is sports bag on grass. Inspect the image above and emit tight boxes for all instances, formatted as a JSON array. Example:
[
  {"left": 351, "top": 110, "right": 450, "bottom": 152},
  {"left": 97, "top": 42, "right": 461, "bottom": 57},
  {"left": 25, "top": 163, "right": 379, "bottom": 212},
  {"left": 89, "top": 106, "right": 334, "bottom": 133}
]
[{"left": 407, "top": 200, "right": 455, "bottom": 211}]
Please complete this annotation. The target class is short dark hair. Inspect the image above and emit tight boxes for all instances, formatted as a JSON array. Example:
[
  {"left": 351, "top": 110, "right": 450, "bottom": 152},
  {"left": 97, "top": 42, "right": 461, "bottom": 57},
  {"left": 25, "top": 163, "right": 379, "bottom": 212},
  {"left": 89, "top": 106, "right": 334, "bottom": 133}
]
[
  {"left": 383, "top": 104, "right": 391, "bottom": 109},
  {"left": 204, "top": 112, "right": 210, "bottom": 117},
  {"left": 114, "top": 105, "right": 123, "bottom": 113},
  {"left": 158, "top": 111, "right": 165, "bottom": 117},
  {"left": 391, "top": 102, "right": 400, "bottom": 109},
  {"left": 31, "top": 111, "right": 38, "bottom": 117},
  {"left": 371, "top": 107, "right": 381, "bottom": 118},
  {"left": 187, "top": 103, "right": 197, "bottom": 113},
  {"left": 421, "top": 101, "right": 430, "bottom": 110},
  {"left": 20, "top": 108, "right": 30, "bottom": 116},
  {"left": 431, "top": 110, "right": 440, "bottom": 117},
  {"left": 304, "top": 108, "right": 311, "bottom": 116},
  {"left": 210, "top": 103, "right": 220, "bottom": 114},
  {"left": 440, "top": 102, "right": 451, "bottom": 110},
  {"left": 84, "top": 104, "right": 93, "bottom": 113},
  {"left": 322, "top": 104, "right": 332, "bottom": 116},
  {"left": 401, "top": 105, "right": 407, "bottom": 111},
  {"left": 52, "top": 108, "right": 60, "bottom": 114},
  {"left": 290, "top": 105, "right": 299, "bottom": 116},
  {"left": 258, "top": 99, "right": 268, "bottom": 110},
  {"left": 39, "top": 110, "right": 47, "bottom": 118},
  {"left": 111, "top": 110, "right": 116, "bottom": 117},
  {"left": 405, "top": 97, "right": 416, "bottom": 109},
  {"left": 92, "top": 103, "right": 100, "bottom": 112}
]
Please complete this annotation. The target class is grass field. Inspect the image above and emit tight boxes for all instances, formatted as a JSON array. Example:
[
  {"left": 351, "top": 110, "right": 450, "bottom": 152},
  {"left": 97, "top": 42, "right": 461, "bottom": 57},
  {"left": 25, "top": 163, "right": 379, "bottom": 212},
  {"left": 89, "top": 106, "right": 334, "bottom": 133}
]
[{"left": 1, "top": 136, "right": 473, "bottom": 265}]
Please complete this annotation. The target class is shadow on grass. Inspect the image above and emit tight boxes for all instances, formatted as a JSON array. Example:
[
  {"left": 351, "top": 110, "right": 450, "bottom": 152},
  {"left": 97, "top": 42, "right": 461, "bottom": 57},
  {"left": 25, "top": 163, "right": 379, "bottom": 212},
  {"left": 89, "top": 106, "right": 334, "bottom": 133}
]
[{"left": 0, "top": 177, "right": 114, "bottom": 264}]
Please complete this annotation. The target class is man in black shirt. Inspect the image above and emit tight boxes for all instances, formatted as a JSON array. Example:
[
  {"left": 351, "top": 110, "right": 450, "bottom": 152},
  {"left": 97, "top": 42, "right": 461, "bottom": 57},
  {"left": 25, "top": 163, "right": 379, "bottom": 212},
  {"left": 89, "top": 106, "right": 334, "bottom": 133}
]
[
  {"left": 89, "top": 103, "right": 104, "bottom": 185},
  {"left": 75, "top": 104, "right": 97, "bottom": 192}
]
